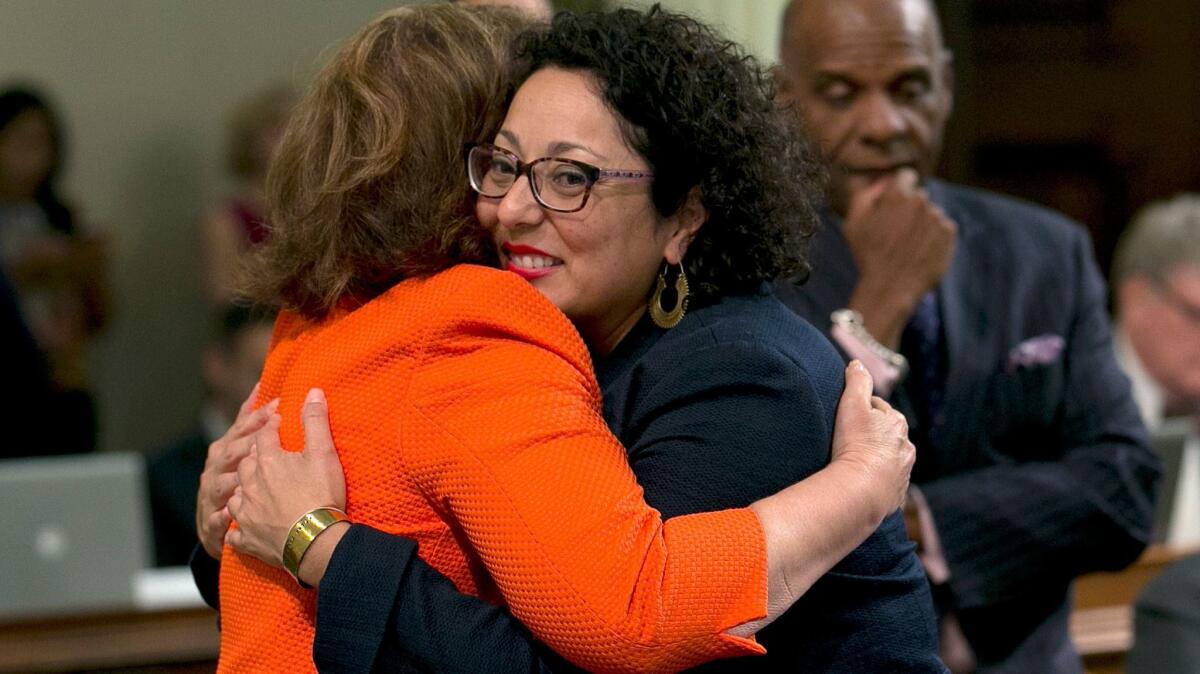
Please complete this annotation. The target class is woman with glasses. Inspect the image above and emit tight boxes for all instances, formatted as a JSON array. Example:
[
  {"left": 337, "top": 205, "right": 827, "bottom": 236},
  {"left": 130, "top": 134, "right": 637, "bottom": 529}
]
[{"left": 195, "top": 5, "right": 938, "bottom": 673}]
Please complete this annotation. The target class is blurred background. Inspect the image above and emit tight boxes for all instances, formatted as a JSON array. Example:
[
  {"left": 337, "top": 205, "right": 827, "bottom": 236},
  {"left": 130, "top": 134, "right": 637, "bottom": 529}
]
[
  {"left": 0, "top": 1, "right": 1197, "bottom": 672},
  {"left": 5, "top": 0, "right": 1193, "bottom": 460}
]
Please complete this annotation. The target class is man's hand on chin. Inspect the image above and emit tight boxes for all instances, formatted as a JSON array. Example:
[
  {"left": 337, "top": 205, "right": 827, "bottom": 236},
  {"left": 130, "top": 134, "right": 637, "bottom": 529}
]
[{"left": 842, "top": 167, "right": 958, "bottom": 349}]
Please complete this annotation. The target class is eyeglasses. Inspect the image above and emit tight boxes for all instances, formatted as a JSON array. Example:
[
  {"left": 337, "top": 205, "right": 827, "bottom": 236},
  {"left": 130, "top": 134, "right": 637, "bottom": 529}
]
[{"left": 466, "top": 142, "right": 653, "bottom": 213}]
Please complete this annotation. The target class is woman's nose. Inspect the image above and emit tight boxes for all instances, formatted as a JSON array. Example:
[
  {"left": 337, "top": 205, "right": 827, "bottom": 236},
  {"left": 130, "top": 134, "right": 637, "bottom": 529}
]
[{"left": 496, "top": 174, "right": 545, "bottom": 230}]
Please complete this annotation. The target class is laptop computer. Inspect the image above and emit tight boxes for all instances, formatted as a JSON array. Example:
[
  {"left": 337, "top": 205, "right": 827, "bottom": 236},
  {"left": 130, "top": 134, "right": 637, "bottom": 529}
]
[
  {"left": 1151, "top": 417, "right": 1193, "bottom": 544},
  {"left": 0, "top": 452, "right": 152, "bottom": 619}
]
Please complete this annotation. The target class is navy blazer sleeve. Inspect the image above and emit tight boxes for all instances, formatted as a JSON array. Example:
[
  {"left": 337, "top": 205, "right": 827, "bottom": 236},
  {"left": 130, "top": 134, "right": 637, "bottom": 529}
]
[
  {"left": 919, "top": 227, "right": 1159, "bottom": 609},
  {"left": 314, "top": 525, "right": 569, "bottom": 674},
  {"left": 189, "top": 530, "right": 568, "bottom": 672}
]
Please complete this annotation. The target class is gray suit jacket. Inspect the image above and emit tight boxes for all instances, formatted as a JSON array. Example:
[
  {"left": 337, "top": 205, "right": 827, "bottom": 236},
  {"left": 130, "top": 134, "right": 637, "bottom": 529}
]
[
  {"left": 1128, "top": 553, "right": 1200, "bottom": 674},
  {"left": 775, "top": 179, "right": 1162, "bottom": 673}
]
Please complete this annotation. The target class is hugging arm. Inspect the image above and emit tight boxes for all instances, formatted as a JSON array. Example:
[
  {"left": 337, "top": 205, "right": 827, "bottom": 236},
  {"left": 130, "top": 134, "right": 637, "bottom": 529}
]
[
  {"left": 392, "top": 324, "right": 769, "bottom": 673},
  {"left": 185, "top": 394, "right": 568, "bottom": 673},
  {"left": 309, "top": 341, "right": 907, "bottom": 672},
  {"left": 197, "top": 273, "right": 910, "bottom": 672},
  {"left": 315, "top": 524, "right": 573, "bottom": 674}
]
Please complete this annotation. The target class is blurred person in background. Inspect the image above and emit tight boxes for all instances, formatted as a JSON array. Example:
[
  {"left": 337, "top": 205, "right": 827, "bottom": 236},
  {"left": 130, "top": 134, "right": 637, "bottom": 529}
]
[
  {"left": 1116, "top": 194, "right": 1200, "bottom": 674},
  {"left": 146, "top": 305, "right": 273, "bottom": 567},
  {"left": 1114, "top": 195, "right": 1200, "bottom": 431},
  {"left": 0, "top": 265, "right": 60, "bottom": 457},
  {"left": 772, "top": 0, "right": 1161, "bottom": 671},
  {"left": 456, "top": 0, "right": 552, "bottom": 21},
  {"left": 0, "top": 85, "right": 110, "bottom": 455},
  {"left": 201, "top": 85, "right": 294, "bottom": 307}
]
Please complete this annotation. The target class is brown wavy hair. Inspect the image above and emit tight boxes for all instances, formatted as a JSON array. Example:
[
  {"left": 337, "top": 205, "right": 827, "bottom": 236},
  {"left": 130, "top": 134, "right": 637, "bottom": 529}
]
[{"left": 241, "top": 5, "right": 531, "bottom": 318}]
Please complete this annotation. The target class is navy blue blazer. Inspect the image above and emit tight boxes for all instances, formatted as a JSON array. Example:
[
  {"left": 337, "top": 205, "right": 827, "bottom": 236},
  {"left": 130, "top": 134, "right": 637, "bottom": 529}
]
[
  {"left": 300, "top": 290, "right": 943, "bottom": 672},
  {"left": 0, "top": 266, "right": 82, "bottom": 458},
  {"left": 774, "top": 179, "right": 1162, "bottom": 673}
]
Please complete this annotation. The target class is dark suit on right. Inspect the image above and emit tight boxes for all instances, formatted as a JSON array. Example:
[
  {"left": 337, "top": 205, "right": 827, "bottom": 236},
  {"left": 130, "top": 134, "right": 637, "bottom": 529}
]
[{"left": 775, "top": 179, "right": 1162, "bottom": 673}]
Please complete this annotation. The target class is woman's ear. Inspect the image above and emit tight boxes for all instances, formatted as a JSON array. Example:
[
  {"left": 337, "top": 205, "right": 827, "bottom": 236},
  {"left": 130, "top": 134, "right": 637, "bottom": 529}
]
[{"left": 663, "top": 186, "right": 707, "bottom": 265}]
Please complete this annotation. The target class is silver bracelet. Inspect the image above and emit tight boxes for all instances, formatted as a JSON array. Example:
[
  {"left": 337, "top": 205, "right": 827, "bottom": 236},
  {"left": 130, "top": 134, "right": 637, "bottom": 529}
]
[{"left": 830, "top": 309, "right": 909, "bottom": 381}]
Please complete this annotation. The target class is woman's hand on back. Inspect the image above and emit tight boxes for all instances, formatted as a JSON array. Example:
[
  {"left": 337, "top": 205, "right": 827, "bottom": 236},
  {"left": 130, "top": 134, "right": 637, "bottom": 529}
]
[
  {"left": 196, "top": 385, "right": 277, "bottom": 560},
  {"left": 831, "top": 361, "right": 916, "bottom": 519},
  {"left": 226, "top": 389, "right": 348, "bottom": 584},
  {"left": 742, "top": 360, "right": 917, "bottom": 630}
]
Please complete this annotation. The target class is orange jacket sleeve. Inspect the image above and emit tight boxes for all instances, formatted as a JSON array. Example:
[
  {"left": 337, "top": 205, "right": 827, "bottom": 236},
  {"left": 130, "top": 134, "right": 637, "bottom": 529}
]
[{"left": 397, "top": 269, "right": 768, "bottom": 674}]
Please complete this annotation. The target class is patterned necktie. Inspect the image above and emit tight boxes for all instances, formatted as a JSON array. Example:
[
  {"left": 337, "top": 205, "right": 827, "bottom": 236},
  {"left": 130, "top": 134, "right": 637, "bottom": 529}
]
[{"left": 901, "top": 292, "right": 945, "bottom": 473}]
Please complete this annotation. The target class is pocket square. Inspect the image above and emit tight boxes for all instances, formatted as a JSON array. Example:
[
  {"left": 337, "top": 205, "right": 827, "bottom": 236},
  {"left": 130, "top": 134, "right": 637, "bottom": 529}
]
[{"left": 1006, "top": 334, "right": 1065, "bottom": 372}]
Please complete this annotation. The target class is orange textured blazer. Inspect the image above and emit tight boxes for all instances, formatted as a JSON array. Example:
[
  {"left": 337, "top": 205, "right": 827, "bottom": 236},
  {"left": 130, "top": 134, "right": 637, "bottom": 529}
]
[{"left": 217, "top": 265, "right": 768, "bottom": 674}]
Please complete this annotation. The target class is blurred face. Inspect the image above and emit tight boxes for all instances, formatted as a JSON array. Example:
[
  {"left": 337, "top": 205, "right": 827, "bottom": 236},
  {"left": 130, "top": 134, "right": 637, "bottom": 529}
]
[
  {"left": 474, "top": 67, "right": 699, "bottom": 353},
  {"left": 0, "top": 109, "right": 55, "bottom": 199},
  {"left": 777, "top": 0, "right": 952, "bottom": 214},
  {"left": 250, "top": 117, "right": 287, "bottom": 184},
  {"left": 1121, "top": 265, "right": 1200, "bottom": 408},
  {"left": 206, "top": 322, "right": 274, "bottom": 423}
]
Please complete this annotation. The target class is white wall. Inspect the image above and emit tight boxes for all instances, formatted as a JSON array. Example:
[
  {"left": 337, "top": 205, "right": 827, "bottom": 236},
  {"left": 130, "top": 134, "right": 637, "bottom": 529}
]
[
  {"left": 0, "top": 0, "right": 788, "bottom": 455},
  {"left": 623, "top": 0, "right": 789, "bottom": 66},
  {"left": 0, "top": 1, "right": 402, "bottom": 453}
]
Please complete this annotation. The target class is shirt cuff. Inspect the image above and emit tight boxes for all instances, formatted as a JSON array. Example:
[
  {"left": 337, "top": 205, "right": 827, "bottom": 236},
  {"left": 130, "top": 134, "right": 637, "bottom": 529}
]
[{"left": 831, "top": 322, "right": 904, "bottom": 397}]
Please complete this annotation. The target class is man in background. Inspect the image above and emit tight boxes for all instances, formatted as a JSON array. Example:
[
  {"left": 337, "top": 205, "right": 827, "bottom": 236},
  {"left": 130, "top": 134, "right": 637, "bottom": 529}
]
[
  {"left": 1113, "top": 194, "right": 1200, "bottom": 545},
  {"left": 772, "top": 0, "right": 1161, "bottom": 671},
  {"left": 456, "top": 0, "right": 552, "bottom": 21},
  {"left": 146, "top": 306, "right": 272, "bottom": 566},
  {"left": 1113, "top": 194, "right": 1200, "bottom": 673}
]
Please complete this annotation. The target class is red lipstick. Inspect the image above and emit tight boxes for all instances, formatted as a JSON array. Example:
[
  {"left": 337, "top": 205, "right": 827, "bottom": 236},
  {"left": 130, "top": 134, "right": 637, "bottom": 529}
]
[
  {"left": 504, "top": 243, "right": 552, "bottom": 256},
  {"left": 502, "top": 243, "right": 562, "bottom": 281}
]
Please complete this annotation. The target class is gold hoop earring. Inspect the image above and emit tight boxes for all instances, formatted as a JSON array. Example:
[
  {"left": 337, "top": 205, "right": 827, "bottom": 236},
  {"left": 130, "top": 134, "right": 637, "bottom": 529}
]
[{"left": 649, "top": 263, "right": 690, "bottom": 329}]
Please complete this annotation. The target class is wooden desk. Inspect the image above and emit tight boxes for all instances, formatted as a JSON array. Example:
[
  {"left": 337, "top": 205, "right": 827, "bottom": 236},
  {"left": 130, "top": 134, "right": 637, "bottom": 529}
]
[
  {"left": 2, "top": 547, "right": 1189, "bottom": 674},
  {"left": 0, "top": 606, "right": 218, "bottom": 673}
]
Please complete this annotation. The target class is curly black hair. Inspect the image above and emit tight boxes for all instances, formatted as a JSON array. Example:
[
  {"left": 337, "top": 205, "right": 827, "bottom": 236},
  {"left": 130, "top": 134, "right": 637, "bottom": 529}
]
[{"left": 510, "top": 4, "right": 824, "bottom": 300}]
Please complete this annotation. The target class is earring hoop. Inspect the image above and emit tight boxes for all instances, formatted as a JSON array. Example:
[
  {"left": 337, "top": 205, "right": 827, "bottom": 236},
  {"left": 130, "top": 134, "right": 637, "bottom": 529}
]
[{"left": 649, "top": 263, "right": 690, "bottom": 329}]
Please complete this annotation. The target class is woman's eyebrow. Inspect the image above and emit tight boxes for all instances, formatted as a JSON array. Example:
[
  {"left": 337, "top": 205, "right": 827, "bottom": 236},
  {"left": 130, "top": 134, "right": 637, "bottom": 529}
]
[
  {"left": 497, "top": 128, "right": 521, "bottom": 149},
  {"left": 548, "top": 140, "right": 606, "bottom": 161}
]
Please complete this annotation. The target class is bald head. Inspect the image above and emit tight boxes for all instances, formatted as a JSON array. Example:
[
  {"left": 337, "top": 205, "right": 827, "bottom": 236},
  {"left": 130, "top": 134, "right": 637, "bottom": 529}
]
[
  {"left": 775, "top": 0, "right": 953, "bottom": 214},
  {"left": 455, "top": 0, "right": 552, "bottom": 22},
  {"left": 781, "top": 0, "right": 944, "bottom": 65}
]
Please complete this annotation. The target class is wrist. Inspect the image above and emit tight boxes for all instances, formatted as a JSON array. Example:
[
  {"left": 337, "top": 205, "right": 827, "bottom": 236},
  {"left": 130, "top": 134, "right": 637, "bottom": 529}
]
[
  {"left": 825, "top": 458, "right": 893, "bottom": 531},
  {"left": 282, "top": 507, "right": 349, "bottom": 588},
  {"left": 830, "top": 310, "right": 908, "bottom": 396},
  {"left": 848, "top": 281, "right": 921, "bottom": 350},
  {"left": 297, "top": 520, "right": 351, "bottom": 588}
]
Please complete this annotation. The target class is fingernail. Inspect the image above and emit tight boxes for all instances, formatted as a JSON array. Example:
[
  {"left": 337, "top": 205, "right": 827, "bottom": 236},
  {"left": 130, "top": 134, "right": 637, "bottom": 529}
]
[
  {"left": 850, "top": 360, "right": 865, "bottom": 371},
  {"left": 266, "top": 398, "right": 281, "bottom": 413},
  {"left": 306, "top": 388, "right": 326, "bottom": 404}
]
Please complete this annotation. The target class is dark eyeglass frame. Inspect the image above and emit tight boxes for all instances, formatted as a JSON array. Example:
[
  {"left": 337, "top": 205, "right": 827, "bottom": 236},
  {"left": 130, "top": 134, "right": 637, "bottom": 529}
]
[{"left": 466, "top": 142, "right": 654, "bottom": 213}]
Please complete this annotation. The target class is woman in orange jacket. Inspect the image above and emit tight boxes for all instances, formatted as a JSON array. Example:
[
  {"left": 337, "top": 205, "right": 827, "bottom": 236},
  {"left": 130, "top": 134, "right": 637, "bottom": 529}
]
[{"left": 197, "top": 5, "right": 920, "bottom": 673}]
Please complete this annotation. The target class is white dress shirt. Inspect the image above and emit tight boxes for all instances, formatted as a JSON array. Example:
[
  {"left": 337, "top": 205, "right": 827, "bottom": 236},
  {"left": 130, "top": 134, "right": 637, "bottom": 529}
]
[{"left": 1116, "top": 331, "right": 1200, "bottom": 546}]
